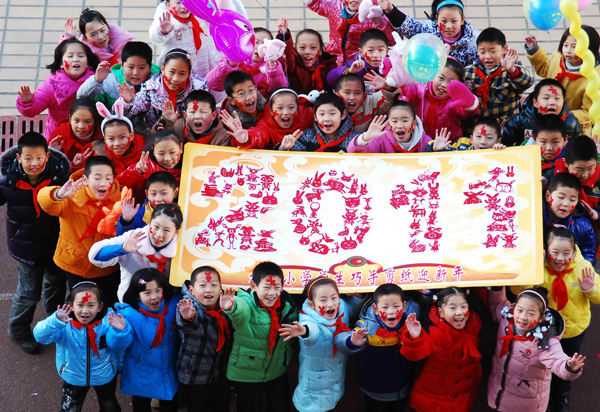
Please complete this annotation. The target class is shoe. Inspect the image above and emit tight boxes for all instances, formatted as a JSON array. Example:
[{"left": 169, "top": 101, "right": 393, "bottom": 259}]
[
  {"left": 556, "top": 397, "right": 569, "bottom": 412},
  {"left": 11, "top": 335, "right": 40, "bottom": 354}
]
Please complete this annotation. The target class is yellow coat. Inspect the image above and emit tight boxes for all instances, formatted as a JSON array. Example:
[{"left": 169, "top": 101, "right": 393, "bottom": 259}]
[{"left": 527, "top": 46, "right": 599, "bottom": 135}]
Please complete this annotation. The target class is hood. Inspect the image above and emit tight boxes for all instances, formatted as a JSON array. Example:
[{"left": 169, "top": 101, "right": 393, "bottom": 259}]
[
  {"left": 521, "top": 94, "right": 570, "bottom": 119},
  {"left": 391, "top": 115, "right": 426, "bottom": 152},
  {"left": 49, "top": 68, "right": 95, "bottom": 105},
  {"left": 1, "top": 146, "right": 70, "bottom": 186},
  {"left": 500, "top": 303, "right": 566, "bottom": 349},
  {"left": 261, "top": 101, "right": 313, "bottom": 133}
]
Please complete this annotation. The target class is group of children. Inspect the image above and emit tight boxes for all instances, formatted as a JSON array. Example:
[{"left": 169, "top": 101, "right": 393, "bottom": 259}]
[{"left": 3, "top": 0, "right": 600, "bottom": 411}]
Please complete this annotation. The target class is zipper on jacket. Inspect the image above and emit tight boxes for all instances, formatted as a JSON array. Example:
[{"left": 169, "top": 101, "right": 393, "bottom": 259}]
[
  {"left": 86, "top": 328, "right": 91, "bottom": 387},
  {"left": 59, "top": 361, "right": 67, "bottom": 375},
  {"left": 494, "top": 339, "right": 514, "bottom": 409}
]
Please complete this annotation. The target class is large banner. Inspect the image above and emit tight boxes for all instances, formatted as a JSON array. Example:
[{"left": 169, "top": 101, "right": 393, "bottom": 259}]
[{"left": 171, "top": 145, "right": 544, "bottom": 292}]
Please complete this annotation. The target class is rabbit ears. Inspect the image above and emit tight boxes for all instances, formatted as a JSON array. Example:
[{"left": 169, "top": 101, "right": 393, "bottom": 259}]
[
  {"left": 96, "top": 101, "right": 134, "bottom": 136},
  {"left": 181, "top": 0, "right": 220, "bottom": 25}
]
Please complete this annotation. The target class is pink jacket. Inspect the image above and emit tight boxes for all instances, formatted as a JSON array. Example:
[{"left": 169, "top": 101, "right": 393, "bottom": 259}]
[
  {"left": 205, "top": 58, "right": 287, "bottom": 99},
  {"left": 487, "top": 289, "right": 581, "bottom": 412},
  {"left": 16, "top": 68, "right": 95, "bottom": 140},
  {"left": 307, "top": 0, "right": 395, "bottom": 66},
  {"left": 60, "top": 23, "right": 135, "bottom": 65}
]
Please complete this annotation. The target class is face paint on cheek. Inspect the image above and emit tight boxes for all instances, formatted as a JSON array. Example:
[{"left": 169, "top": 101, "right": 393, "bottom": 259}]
[
  {"left": 82, "top": 292, "right": 92, "bottom": 303},
  {"left": 364, "top": 54, "right": 371, "bottom": 62},
  {"left": 396, "top": 309, "right": 402, "bottom": 318},
  {"left": 149, "top": 227, "right": 153, "bottom": 235},
  {"left": 538, "top": 106, "right": 549, "bottom": 114},
  {"left": 554, "top": 146, "right": 563, "bottom": 157},
  {"left": 570, "top": 204, "right": 576, "bottom": 214},
  {"left": 64, "top": 60, "right": 70, "bottom": 70},
  {"left": 272, "top": 110, "right": 279, "bottom": 117},
  {"left": 204, "top": 271, "right": 213, "bottom": 282},
  {"left": 317, "top": 121, "right": 325, "bottom": 129},
  {"left": 548, "top": 254, "right": 554, "bottom": 262},
  {"left": 549, "top": 197, "right": 554, "bottom": 207},
  {"left": 86, "top": 124, "right": 94, "bottom": 134},
  {"left": 379, "top": 310, "right": 387, "bottom": 321},
  {"left": 406, "top": 123, "right": 415, "bottom": 135},
  {"left": 530, "top": 319, "right": 538, "bottom": 327},
  {"left": 318, "top": 306, "right": 326, "bottom": 315},
  {"left": 465, "top": 310, "right": 470, "bottom": 318},
  {"left": 439, "top": 22, "right": 446, "bottom": 31}
]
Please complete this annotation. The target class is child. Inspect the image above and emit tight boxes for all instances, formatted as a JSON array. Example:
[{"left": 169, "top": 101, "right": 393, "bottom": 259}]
[
  {"left": 221, "top": 70, "right": 268, "bottom": 129},
  {"left": 276, "top": 17, "right": 337, "bottom": 94},
  {"left": 277, "top": 277, "right": 366, "bottom": 412},
  {"left": 38, "top": 156, "right": 122, "bottom": 306},
  {"left": 348, "top": 101, "right": 432, "bottom": 153},
  {"left": 220, "top": 261, "right": 298, "bottom": 412},
  {"left": 33, "top": 281, "right": 131, "bottom": 411},
  {"left": 398, "top": 58, "right": 478, "bottom": 141},
  {"left": 379, "top": 0, "right": 478, "bottom": 66},
  {"left": 205, "top": 27, "right": 287, "bottom": 99},
  {"left": 327, "top": 28, "right": 392, "bottom": 88},
  {"left": 525, "top": 26, "right": 600, "bottom": 134},
  {"left": 544, "top": 173, "right": 596, "bottom": 265},
  {"left": 177, "top": 266, "right": 233, "bottom": 412},
  {"left": 400, "top": 287, "right": 483, "bottom": 412},
  {"left": 1, "top": 132, "right": 70, "bottom": 354},
  {"left": 306, "top": 0, "right": 395, "bottom": 66},
  {"left": 503, "top": 79, "right": 582, "bottom": 147},
  {"left": 427, "top": 118, "right": 505, "bottom": 151},
  {"left": 488, "top": 286, "right": 585, "bottom": 412},
  {"left": 89, "top": 204, "right": 182, "bottom": 302},
  {"left": 222, "top": 88, "right": 314, "bottom": 150},
  {"left": 62, "top": 9, "right": 135, "bottom": 66},
  {"left": 120, "top": 48, "right": 211, "bottom": 132},
  {"left": 279, "top": 93, "right": 357, "bottom": 152},
  {"left": 116, "top": 268, "right": 179, "bottom": 410},
  {"left": 465, "top": 27, "right": 534, "bottom": 121},
  {"left": 16, "top": 38, "right": 100, "bottom": 140},
  {"left": 48, "top": 97, "right": 103, "bottom": 170},
  {"left": 117, "top": 171, "right": 179, "bottom": 236},
  {"left": 533, "top": 114, "right": 568, "bottom": 174},
  {"left": 150, "top": 91, "right": 231, "bottom": 146}
]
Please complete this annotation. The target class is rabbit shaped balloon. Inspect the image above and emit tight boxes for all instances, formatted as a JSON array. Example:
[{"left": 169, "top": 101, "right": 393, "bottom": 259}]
[
  {"left": 181, "top": 0, "right": 255, "bottom": 63},
  {"left": 358, "top": 0, "right": 383, "bottom": 23},
  {"left": 258, "top": 39, "right": 286, "bottom": 64}
]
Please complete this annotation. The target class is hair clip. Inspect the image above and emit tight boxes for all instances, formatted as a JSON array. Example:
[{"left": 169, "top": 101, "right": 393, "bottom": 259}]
[
  {"left": 139, "top": 279, "right": 147, "bottom": 285},
  {"left": 466, "top": 289, "right": 470, "bottom": 295},
  {"left": 432, "top": 295, "right": 438, "bottom": 301}
]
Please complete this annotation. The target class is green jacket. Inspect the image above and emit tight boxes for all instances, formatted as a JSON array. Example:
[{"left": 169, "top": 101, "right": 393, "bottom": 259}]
[{"left": 225, "top": 288, "right": 297, "bottom": 383}]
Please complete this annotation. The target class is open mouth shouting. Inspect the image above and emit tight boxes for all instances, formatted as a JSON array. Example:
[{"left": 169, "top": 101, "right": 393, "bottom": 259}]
[{"left": 279, "top": 114, "right": 292, "bottom": 128}]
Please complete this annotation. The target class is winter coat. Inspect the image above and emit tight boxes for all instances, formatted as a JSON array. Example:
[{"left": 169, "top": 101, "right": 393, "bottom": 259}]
[
  {"left": 239, "top": 101, "right": 314, "bottom": 149},
  {"left": 425, "top": 137, "right": 474, "bottom": 152},
  {"left": 292, "top": 297, "right": 363, "bottom": 412},
  {"left": 0, "top": 147, "right": 70, "bottom": 266},
  {"left": 487, "top": 289, "right": 581, "bottom": 411},
  {"left": 290, "top": 116, "right": 357, "bottom": 152},
  {"left": 276, "top": 29, "right": 337, "bottom": 94},
  {"left": 116, "top": 298, "right": 179, "bottom": 400},
  {"left": 348, "top": 89, "right": 398, "bottom": 134},
  {"left": 224, "top": 287, "right": 298, "bottom": 383},
  {"left": 502, "top": 95, "right": 583, "bottom": 147},
  {"left": 222, "top": 93, "right": 267, "bottom": 130},
  {"left": 400, "top": 306, "right": 482, "bottom": 412},
  {"left": 38, "top": 170, "right": 122, "bottom": 278},
  {"left": 105, "top": 132, "right": 145, "bottom": 177},
  {"left": 400, "top": 82, "right": 478, "bottom": 141},
  {"left": 49, "top": 118, "right": 104, "bottom": 167},
  {"left": 526, "top": 44, "right": 600, "bottom": 135},
  {"left": 60, "top": 23, "right": 135, "bottom": 65},
  {"left": 16, "top": 68, "right": 95, "bottom": 140},
  {"left": 33, "top": 308, "right": 131, "bottom": 387},
  {"left": 327, "top": 53, "right": 392, "bottom": 90},
  {"left": 347, "top": 115, "right": 431, "bottom": 153},
  {"left": 117, "top": 154, "right": 181, "bottom": 199},
  {"left": 306, "top": 0, "right": 395, "bottom": 66},
  {"left": 121, "top": 73, "right": 210, "bottom": 132},
  {"left": 542, "top": 202, "right": 596, "bottom": 265},
  {"left": 116, "top": 199, "right": 154, "bottom": 236},
  {"left": 88, "top": 224, "right": 178, "bottom": 302},
  {"left": 205, "top": 58, "right": 288, "bottom": 100},
  {"left": 176, "top": 281, "right": 233, "bottom": 385},
  {"left": 149, "top": 116, "right": 231, "bottom": 147}
]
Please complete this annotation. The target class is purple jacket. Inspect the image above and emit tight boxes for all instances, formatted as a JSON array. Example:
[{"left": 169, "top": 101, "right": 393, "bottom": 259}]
[
  {"left": 347, "top": 116, "right": 431, "bottom": 153},
  {"left": 16, "top": 68, "right": 94, "bottom": 140}
]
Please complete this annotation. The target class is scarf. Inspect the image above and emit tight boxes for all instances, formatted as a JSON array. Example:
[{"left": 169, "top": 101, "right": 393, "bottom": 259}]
[
  {"left": 169, "top": 10, "right": 204, "bottom": 51},
  {"left": 184, "top": 124, "right": 216, "bottom": 144},
  {"left": 547, "top": 266, "right": 574, "bottom": 311},
  {"left": 305, "top": 62, "right": 326, "bottom": 91},
  {"left": 78, "top": 199, "right": 111, "bottom": 242},
  {"left": 391, "top": 141, "right": 419, "bottom": 153},
  {"left": 163, "top": 75, "right": 185, "bottom": 108},
  {"left": 138, "top": 302, "right": 169, "bottom": 349},
  {"left": 204, "top": 308, "right": 230, "bottom": 352},
  {"left": 239, "top": 63, "right": 261, "bottom": 77},
  {"left": 325, "top": 314, "right": 351, "bottom": 357},
  {"left": 473, "top": 66, "right": 502, "bottom": 110},
  {"left": 555, "top": 58, "right": 584, "bottom": 83},
  {"left": 429, "top": 306, "right": 481, "bottom": 362},
  {"left": 16, "top": 179, "right": 51, "bottom": 218},
  {"left": 376, "top": 321, "right": 403, "bottom": 352},
  {"left": 423, "top": 85, "right": 446, "bottom": 132},
  {"left": 337, "top": 13, "right": 360, "bottom": 39},
  {"left": 71, "top": 319, "right": 102, "bottom": 359},
  {"left": 147, "top": 254, "right": 167, "bottom": 272},
  {"left": 498, "top": 323, "right": 531, "bottom": 358},
  {"left": 315, "top": 128, "right": 352, "bottom": 152},
  {"left": 258, "top": 296, "right": 282, "bottom": 356}
]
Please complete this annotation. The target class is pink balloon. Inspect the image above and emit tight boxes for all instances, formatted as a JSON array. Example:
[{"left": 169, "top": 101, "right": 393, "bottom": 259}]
[{"left": 578, "top": 0, "right": 593, "bottom": 10}]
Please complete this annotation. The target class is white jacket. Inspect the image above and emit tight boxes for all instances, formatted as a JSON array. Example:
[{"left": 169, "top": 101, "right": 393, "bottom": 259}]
[{"left": 88, "top": 224, "right": 178, "bottom": 302}]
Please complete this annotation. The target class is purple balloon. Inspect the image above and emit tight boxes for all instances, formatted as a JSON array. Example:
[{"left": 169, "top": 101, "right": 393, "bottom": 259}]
[
  {"left": 181, "top": 0, "right": 255, "bottom": 63},
  {"left": 578, "top": 0, "right": 593, "bottom": 10}
]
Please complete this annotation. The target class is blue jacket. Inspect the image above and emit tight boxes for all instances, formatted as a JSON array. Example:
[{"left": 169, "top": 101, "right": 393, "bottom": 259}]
[
  {"left": 292, "top": 296, "right": 364, "bottom": 412},
  {"left": 116, "top": 199, "right": 153, "bottom": 236},
  {"left": 116, "top": 297, "right": 180, "bottom": 401},
  {"left": 543, "top": 202, "right": 596, "bottom": 265},
  {"left": 33, "top": 309, "right": 131, "bottom": 387}
]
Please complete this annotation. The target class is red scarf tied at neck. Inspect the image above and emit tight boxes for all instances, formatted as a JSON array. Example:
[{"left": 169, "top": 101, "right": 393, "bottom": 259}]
[
  {"left": 79, "top": 199, "right": 112, "bottom": 242},
  {"left": 547, "top": 266, "right": 574, "bottom": 311},
  {"left": 315, "top": 128, "right": 352, "bottom": 152},
  {"left": 555, "top": 58, "right": 584, "bottom": 84},
  {"left": 337, "top": 13, "right": 360, "bottom": 39},
  {"left": 71, "top": 319, "right": 102, "bottom": 359},
  {"left": 498, "top": 322, "right": 531, "bottom": 358},
  {"left": 204, "top": 308, "right": 231, "bottom": 352},
  {"left": 376, "top": 326, "right": 403, "bottom": 352},
  {"left": 16, "top": 179, "right": 51, "bottom": 218},
  {"left": 138, "top": 303, "right": 169, "bottom": 349},
  {"left": 305, "top": 62, "right": 326, "bottom": 91},
  {"left": 169, "top": 10, "right": 204, "bottom": 51},
  {"left": 326, "top": 314, "right": 351, "bottom": 357},
  {"left": 163, "top": 75, "right": 185, "bottom": 109},
  {"left": 147, "top": 254, "right": 167, "bottom": 272},
  {"left": 258, "top": 296, "right": 282, "bottom": 357},
  {"left": 473, "top": 67, "right": 502, "bottom": 111}
]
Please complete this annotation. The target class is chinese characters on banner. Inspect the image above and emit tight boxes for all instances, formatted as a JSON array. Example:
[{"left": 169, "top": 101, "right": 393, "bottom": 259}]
[{"left": 170, "top": 145, "right": 544, "bottom": 292}]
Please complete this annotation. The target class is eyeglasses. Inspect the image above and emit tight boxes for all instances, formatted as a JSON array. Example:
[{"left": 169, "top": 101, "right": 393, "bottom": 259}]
[{"left": 233, "top": 87, "right": 257, "bottom": 100}]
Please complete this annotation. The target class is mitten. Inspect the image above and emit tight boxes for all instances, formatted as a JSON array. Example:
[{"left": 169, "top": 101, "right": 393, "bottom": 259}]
[{"left": 448, "top": 80, "right": 478, "bottom": 110}]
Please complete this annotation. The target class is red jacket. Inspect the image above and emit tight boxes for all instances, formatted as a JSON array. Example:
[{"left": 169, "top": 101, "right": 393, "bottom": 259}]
[
  {"left": 105, "top": 133, "right": 145, "bottom": 176},
  {"left": 400, "top": 306, "right": 482, "bottom": 412},
  {"left": 117, "top": 156, "right": 181, "bottom": 198},
  {"left": 50, "top": 118, "right": 103, "bottom": 167},
  {"left": 239, "top": 101, "right": 313, "bottom": 150}
]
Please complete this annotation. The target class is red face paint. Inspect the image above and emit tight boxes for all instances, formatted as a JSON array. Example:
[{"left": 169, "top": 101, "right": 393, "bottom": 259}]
[
  {"left": 538, "top": 106, "right": 549, "bottom": 114},
  {"left": 204, "top": 271, "right": 213, "bottom": 282},
  {"left": 82, "top": 292, "right": 92, "bottom": 303},
  {"left": 64, "top": 60, "right": 70, "bottom": 70},
  {"left": 395, "top": 309, "right": 402, "bottom": 318},
  {"left": 192, "top": 101, "right": 199, "bottom": 111},
  {"left": 319, "top": 306, "right": 326, "bottom": 315},
  {"left": 570, "top": 205, "right": 576, "bottom": 214},
  {"left": 317, "top": 121, "right": 325, "bottom": 129},
  {"left": 548, "top": 254, "right": 554, "bottom": 262},
  {"left": 364, "top": 54, "right": 371, "bottom": 62},
  {"left": 530, "top": 319, "right": 538, "bottom": 327},
  {"left": 379, "top": 310, "right": 387, "bottom": 321},
  {"left": 554, "top": 146, "right": 563, "bottom": 157},
  {"left": 439, "top": 22, "right": 446, "bottom": 31},
  {"left": 273, "top": 110, "right": 280, "bottom": 117},
  {"left": 266, "top": 276, "right": 277, "bottom": 287},
  {"left": 548, "top": 86, "right": 558, "bottom": 95},
  {"left": 405, "top": 123, "right": 415, "bottom": 136},
  {"left": 149, "top": 227, "right": 153, "bottom": 234},
  {"left": 480, "top": 126, "right": 487, "bottom": 136},
  {"left": 86, "top": 124, "right": 94, "bottom": 134},
  {"left": 549, "top": 197, "right": 554, "bottom": 207},
  {"left": 465, "top": 310, "right": 470, "bottom": 318}
]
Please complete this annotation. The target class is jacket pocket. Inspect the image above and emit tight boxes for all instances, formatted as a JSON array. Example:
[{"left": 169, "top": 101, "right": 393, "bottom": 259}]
[
  {"left": 508, "top": 377, "right": 538, "bottom": 399},
  {"left": 236, "top": 347, "right": 266, "bottom": 370},
  {"left": 307, "top": 369, "right": 332, "bottom": 392}
]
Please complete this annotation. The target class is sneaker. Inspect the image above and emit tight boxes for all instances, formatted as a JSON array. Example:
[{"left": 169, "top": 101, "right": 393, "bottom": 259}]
[
  {"left": 556, "top": 397, "right": 569, "bottom": 412},
  {"left": 11, "top": 335, "right": 40, "bottom": 354}
]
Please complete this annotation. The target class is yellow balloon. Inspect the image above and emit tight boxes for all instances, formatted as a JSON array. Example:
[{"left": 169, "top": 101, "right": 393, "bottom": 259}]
[{"left": 560, "top": 0, "right": 600, "bottom": 136}]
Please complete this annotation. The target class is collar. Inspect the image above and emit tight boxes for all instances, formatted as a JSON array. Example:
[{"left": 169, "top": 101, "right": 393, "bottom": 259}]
[
  {"left": 139, "top": 298, "right": 166, "bottom": 314},
  {"left": 136, "top": 225, "right": 178, "bottom": 258}
]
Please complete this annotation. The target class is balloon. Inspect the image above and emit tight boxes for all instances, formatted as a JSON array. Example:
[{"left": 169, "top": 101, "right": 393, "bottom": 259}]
[
  {"left": 181, "top": 0, "right": 255, "bottom": 63},
  {"left": 577, "top": 0, "right": 593, "bottom": 11},
  {"left": 403, "top": 34, "right": 447, "bottom": 84},
  {"left": 523, "top": 0, "right": 563, "bottom": 31}
]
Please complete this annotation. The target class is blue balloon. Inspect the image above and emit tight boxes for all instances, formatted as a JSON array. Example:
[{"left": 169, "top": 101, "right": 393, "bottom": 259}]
[
  {"left": 406, "top": 45, "right": 440, "bottom": 83},
  {"left": 525, "top": 0, "right": 563, "bottom": 31}
]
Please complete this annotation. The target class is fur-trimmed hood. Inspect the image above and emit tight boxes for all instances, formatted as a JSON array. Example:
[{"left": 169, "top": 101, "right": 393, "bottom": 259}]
[{"left": 0, "top": 146, "right": 70, "bottom": 186}]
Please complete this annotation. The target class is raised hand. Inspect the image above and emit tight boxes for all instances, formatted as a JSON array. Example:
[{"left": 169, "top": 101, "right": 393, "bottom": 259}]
[
  {"left": 580, "top": 199, "right": 599, "bottom": 221},
  {"left": 118, "top": 81, "right": 136, "bottom": 103},
  {"left": 364, "top": 70, "right": 386, "bottom": 91},
  {"left": 55, "top": 177, "right": 86, "bottom": 200},
  {"left": 56, "top": 303, "right": 73, "bottom": 323},
  {"left": 95, "top": 61, "right": 112, "bottom": 83},
  {"left": 221, "top": 111, "right": 249, "bottom": 144},
  {"left": 405, "top": 313, "right": 421, "bottom": 339},
  {"left": 162, "top": 100, "right": 178, "bottom": 123},
  {"left": 108, "top": 311, "right": 127, "bottom": 330},
  {"left": 72, "top": 148, "right": 93, "bottom": 168},
  {"left": 278, "top": 321, "right": 307, "bottom": 341},
  {"left": 177, "top": 299, "right": 197, "bottom": 321},
  {"left": 433, "top": 127, "right": 452, "bottom": 151},
  {"left": 362, "top": 115, "right": 387, "bottom": 143},
  {"left": 135, "top": 151, "right": 150, "bottom": 175},
  {"left": 567, "top": 352, "right": 586, "bottom": 372},
  {"left": 49, "top": 135, "right": 65, "bottom": 151},
  {"left": 493, "top": 143, "right": 507, "bottom": 150},
  {"left": 349, "top": 60, "right": 366, "bottom": 74},
  {"left": 501, "top": 49, "right": 518, "bottom": 74},
  {"left": 525, "top": 34, "right": 537, "bottom": 49},
  {"left": 279, "top": 129, "right": 302, "bottom": 151},
  {"left": 277, "top": 16, "right": 288, "bottom": 34},
  {"left": 220, "top": 288, "right": 236, "bottom": 311},
  {"left": 64, "top": 18, "right": 77, "bottom": 36},
  {"left": 578, "top": 267, "right": 596, "bottom": 292},
  {"left": 351, "top": 327, "right": 368, "bottom": 346},
  {"left": 121, "top": 197, "right": 140, "bottom": 222},
  {"left": 377, "top": 0, "right": 393, "bottom": 12},
  {"left": 18, "top": 86, "right": 34, "bottom": 104},
  {"left": 159, "top": 12, "right": 174, "bottom": 35},
  {"left": 123, "top": 230, "right": 146, "bottom": 253}
]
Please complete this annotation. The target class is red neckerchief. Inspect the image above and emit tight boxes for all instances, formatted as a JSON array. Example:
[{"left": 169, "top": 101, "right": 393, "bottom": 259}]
[
  {"left": 203, "top": 308, "right": 230, "bottom": 352},
  {"left": 147, "top": 254, "right": 167, "bottom": 272},
  {"left": 498, "top": 322, "right": 530, "bottom": 358},
  {"left": 16, "top": 179, "right": 51, "bottom": 217},
  {"left": 138, "top": 302, "right": 169, "bottom": 349},
  {"left": 428, "top": 306, "right": 481, "bottom": 361},
  {"left": 376, "top": 323, "right": 403, "bottom": 352},
  {"left": 423, "top": 84, "right": 447, "bottom": 132},
  {"left": 337, "top": 13, "right": 360, "bottom": 39},
  {"left": 547, "top": 265, "right": 574, "bottom": 311},
  {"left": 163, "top": 75, "right": 185, "bottom": 108},
  {"left": 350, "top": 96, "right": 385, "bottom": 127},
  {"left": 315, "top": 128, "right": 352, "bottom": 152},
  {"left": 239, "top": 63, "right": 261, "bottom": 76},
  {"left": 184, "top": 124, "right": 216, "bottom": 144},
  {"left": 71, "top": 319, "right": 102, "bottom": 359},
  {"left": 258, "top": 296, "right": 282, "bottom": 357},
  {"left": 555, "top": 59, "right": 583, "bottom": 83},
  {"left": 541, "top": 159, "right": 554, "bottom": 171},
  {"left": 305, "top": 62, "right": 326, "bottom": 91},
  {"left": 169, "top": 10, "right": 204, "bottom": 51},
  {"left": 325, "top": 314, "right": 351, "bottom": 357},
  {"left": 474, "top": 66, "right": 502, "bottom": 110},
  {"left": 78, "top": 199, "right": 111, "bottom": 242},
  {"left": 391, "top": 142, "right": 418, "bottom": 153}
]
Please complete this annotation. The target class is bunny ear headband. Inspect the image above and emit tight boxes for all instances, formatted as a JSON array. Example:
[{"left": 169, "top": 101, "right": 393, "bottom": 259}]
[{"left": 96, "top": 100, "right": 134, "bottom": 136}]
